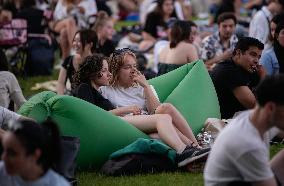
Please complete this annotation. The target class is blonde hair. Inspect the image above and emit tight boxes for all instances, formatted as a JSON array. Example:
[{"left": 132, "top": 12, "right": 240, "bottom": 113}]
[
  {"left": 93, "top": 11, "right": 111, "bottom": 32},
  {"left": 108, "top": 49, "right": 136, "bottom": 86}
]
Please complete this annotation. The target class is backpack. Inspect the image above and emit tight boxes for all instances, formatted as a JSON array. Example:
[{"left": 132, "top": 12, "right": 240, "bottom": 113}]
[
  {"left": 25, "top": 38, "right": 55, "bottom": 76},
  {"left": 101, "top": 153, "right": 176, "bottom": 176},
  {"left": 101, "top": 138, "right": 177, "bottom": 176}
]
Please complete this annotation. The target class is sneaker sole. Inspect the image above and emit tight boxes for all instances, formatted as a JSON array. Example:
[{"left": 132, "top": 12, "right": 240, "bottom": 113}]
[{"left": 178, "top": 151, "right": 209, "bottom": 167}]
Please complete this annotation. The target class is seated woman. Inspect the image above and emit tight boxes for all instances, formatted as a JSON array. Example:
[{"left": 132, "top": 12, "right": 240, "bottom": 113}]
[
  {"left": 140, "top": 0, "right": 177, "bottom": 50},
  {"left": 0, "top": 119, "right": 69, "bottom": 185},
  {"left": 92, "top": 11, "right": 115, "bottom": 57},
  {"left": 158, "top": 20, "right": 199, "bottom": 75},
  {"left": 52, "top": 0, "right": 97, "bottom": 61},
  {"left": 56, "top": 29, "right": 97, "bottom": 95},
  {"left": 260, "top": 21, "right": 284, "bottom": 75},
  {"left": 73, "top": 53, "right": 210, "bottom": 168}
]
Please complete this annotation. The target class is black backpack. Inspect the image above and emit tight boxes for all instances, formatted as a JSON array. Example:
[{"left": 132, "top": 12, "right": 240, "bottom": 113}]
[{"left": 101, "top": 153, "right": 177, "bottom": 176}]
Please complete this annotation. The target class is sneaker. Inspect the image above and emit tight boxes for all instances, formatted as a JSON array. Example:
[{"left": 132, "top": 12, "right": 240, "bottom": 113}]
[{"left": 176, "top": 146, "right": 210, "bottom": 167}]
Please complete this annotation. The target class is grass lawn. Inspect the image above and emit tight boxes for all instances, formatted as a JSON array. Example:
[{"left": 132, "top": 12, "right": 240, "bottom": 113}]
[{"left": 17, "top": 70, "right": 284, "bottom": 186}]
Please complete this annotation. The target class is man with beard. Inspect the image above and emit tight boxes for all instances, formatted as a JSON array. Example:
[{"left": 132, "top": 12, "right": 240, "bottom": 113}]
[{"left": 200, "top": 12, "right": 238, "bottom": 70}]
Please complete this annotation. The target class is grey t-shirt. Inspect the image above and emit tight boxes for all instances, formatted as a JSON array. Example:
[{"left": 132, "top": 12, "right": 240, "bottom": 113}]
[
  {"left": 0, "top": 161, "right": 70, "bottom": 186},
  {"left": 0, "top": 106, "right": 21, "bottom": 128},
  {"left": 204, "top": 110, "right": 279, "bottom": 186},
  {"left": 0, "top": 71, "right": 26, "bottom": 110}
]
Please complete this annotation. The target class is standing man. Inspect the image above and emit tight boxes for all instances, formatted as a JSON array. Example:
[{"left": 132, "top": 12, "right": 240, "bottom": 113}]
[
  {"left": 204, "top": 75, "right": 284, "bottom": 186},
  {"left": 210, "top": 37, "right": 265, "bottom": 119},
  {"left": 200, "top": 12, "right": 238, "bottom": 70},
  {"left": 249, "top": 0, "right": 284, "bottom": 50}
]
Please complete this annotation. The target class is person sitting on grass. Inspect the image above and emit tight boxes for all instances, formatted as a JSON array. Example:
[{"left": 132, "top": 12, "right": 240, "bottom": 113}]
[
  {"left": 56, "top": 29, "right": 97, "bottom": 95},
  {"left": 204, "top": 75, "right": 284, "bottom": 186},
  {"left": 72, "top": 53, "right": 210, "bottom": 168}
]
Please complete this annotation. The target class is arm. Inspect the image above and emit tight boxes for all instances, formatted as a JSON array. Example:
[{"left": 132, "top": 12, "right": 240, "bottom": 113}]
[
  {"left": 186, "top": 44, "right": 199, "bottom": 62},
  {"left": 132, "top": 70, "right": 160, "bottom": 114},
  {"left": 109, "top": 106, "right": 142, "bottom": 116},
  {"left": 142, "top": 31, "right": 156, "bottom": 42},
  {"left": 56, "top": 67, "right": 67, "bottom": 95},
  {"left": 8, "top": 73, "right": 26, "bottom": 110},
  {"left": 244, "top": 0, "right": 262, "bottom": 10},
  {"left": 233, "top": 86, "right": 256, "bottom": 109}
]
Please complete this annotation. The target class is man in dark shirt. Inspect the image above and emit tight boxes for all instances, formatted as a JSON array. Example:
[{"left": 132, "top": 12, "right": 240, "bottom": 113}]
[{"left": 210, "top": 37, "right": 265, "bottom": 119}]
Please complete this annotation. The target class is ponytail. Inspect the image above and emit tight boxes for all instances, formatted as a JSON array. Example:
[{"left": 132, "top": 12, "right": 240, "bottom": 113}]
[{"left": 8, "top": 118, "right": 61, "bottom": 172}]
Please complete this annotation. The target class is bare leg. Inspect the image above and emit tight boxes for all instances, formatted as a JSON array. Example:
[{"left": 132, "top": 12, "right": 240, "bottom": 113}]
[
  {"left": 271, "top": 149, "right": 284, "bottom": 184},
  {"left": 155, "top": 103, "right": 199, "bottom": 146},
  {"left": 54, "top": 17, "right": 77, "bottom": 59},
  {"left": 122, "top": 114, "right": 186, "bottom": 153},
  {"left": 59, "top": 28, "right": 70, "bottom": 60}
]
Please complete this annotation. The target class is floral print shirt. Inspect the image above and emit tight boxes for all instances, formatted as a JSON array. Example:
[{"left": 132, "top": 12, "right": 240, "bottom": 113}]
[{"left": 200, "top": 31, "right": 238, "bottom": 62}]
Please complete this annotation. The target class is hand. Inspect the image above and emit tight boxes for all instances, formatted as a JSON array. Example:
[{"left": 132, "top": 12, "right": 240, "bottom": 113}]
[
  {"left": 77, "top": 6, "right": 85, "bottom": 14},
  {"left": 220, "top": 49, "right": 233, "bottom": 61},
  {"left": 131, "top": 70, "right": 148, "bottom": 87},
  {"left": 126, "top": 105, "right": 142, "bottom": 115},
  {"left": 255, "top": 64, "right": 266, "bottom": 78}
]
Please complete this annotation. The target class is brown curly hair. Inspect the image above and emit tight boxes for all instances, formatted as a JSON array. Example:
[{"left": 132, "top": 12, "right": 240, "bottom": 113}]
[
  {"left": 73, "top": 54, "right": 107, "bottom": 88},
  {"left": 108, "top": 48, "right": 136, "bottom": 86}
]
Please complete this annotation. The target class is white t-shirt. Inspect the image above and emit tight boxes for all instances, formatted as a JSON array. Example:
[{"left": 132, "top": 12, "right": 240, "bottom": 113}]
[
  {"left": 0, "top": 106, "right": 21, "bottom": 129},
  {"left": 249, "top": 6, "right": 272, "bottom": 50},
  {"left": 204, "top": 110, "right": 279, "bottom": 186},
  {"left": 99, "top": 85, "right": 158, "bottom": 115},
  {"left": 0, "top": 161, "right": 70, "bottom": 186}
]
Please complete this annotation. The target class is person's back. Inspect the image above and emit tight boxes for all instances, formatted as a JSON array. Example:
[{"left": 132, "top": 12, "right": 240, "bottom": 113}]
[
  {"left": 0, "top": 71, "right": 26, "bottom": 110},
  {"left": 158, "top": 20, "right": 198, "bottom": 75},
  {"left": 159, "top": 41, "right": 198, "bottom": 65}
]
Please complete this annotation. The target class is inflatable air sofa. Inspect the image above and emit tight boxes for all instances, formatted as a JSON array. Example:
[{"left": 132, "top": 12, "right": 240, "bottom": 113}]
[{"left": 18, "top": 60, "right": 220, "bottom": 169}]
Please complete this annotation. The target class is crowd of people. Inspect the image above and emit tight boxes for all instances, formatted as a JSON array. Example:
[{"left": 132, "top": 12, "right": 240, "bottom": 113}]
[{"left": 1, "top": 0, "right": 284, "bottom": 185}]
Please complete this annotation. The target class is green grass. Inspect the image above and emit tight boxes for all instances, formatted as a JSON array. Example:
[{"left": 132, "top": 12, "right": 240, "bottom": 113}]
[
  {"left": 17, "top": 64, "right": 284, "bottom": 186},
  {"left": 18, "top": 70, "right": 59, "bottom": 98},
  {"left": 77, "top": 172, "right": 203, "bottom": 186}
]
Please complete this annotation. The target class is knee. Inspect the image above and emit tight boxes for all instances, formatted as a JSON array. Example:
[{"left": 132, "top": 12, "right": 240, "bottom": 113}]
[
  {"left": 155, "top": 103, "right": 175, "bottom": 114},
  {"left": 155, "top": 114, "right": 172, "bottom": 125},
  {"left": 67, "top": 17, "right": 76, "bottom": 27}
]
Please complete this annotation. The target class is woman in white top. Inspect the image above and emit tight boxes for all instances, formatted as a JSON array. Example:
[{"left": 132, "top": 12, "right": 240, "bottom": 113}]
[
  {"left": 100, "top": 49, "right": 210, "bottom": 167},
  {"left": 0, "top": 119, "right": 69, "bottom": 186}
]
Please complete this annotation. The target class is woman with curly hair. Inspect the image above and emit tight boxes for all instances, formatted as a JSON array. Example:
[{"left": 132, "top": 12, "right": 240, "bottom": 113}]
[
  {"left": 73, "top": 52, "right": 210, "bottom": 167},
  {"left": 105, "top": 49, "right": 210, "bottom": 167}
]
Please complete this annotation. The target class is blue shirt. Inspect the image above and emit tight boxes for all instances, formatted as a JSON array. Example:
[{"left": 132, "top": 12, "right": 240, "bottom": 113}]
[
  {"left": 0, "top": 161, "right": 70, "bottom": 186},
  {"left": 260, "top": 48, "right": 279, "bottom": 75}
]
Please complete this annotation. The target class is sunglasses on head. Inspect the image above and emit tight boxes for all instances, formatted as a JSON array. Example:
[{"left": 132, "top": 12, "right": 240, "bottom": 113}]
[{"left": 112, "top": 48, "right": 133, "bottom": 56}]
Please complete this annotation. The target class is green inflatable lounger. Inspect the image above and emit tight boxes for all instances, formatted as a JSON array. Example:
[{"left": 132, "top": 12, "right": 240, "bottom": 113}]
[{"left": 18, "top": 60, "right": 220, "bottom": 169}]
